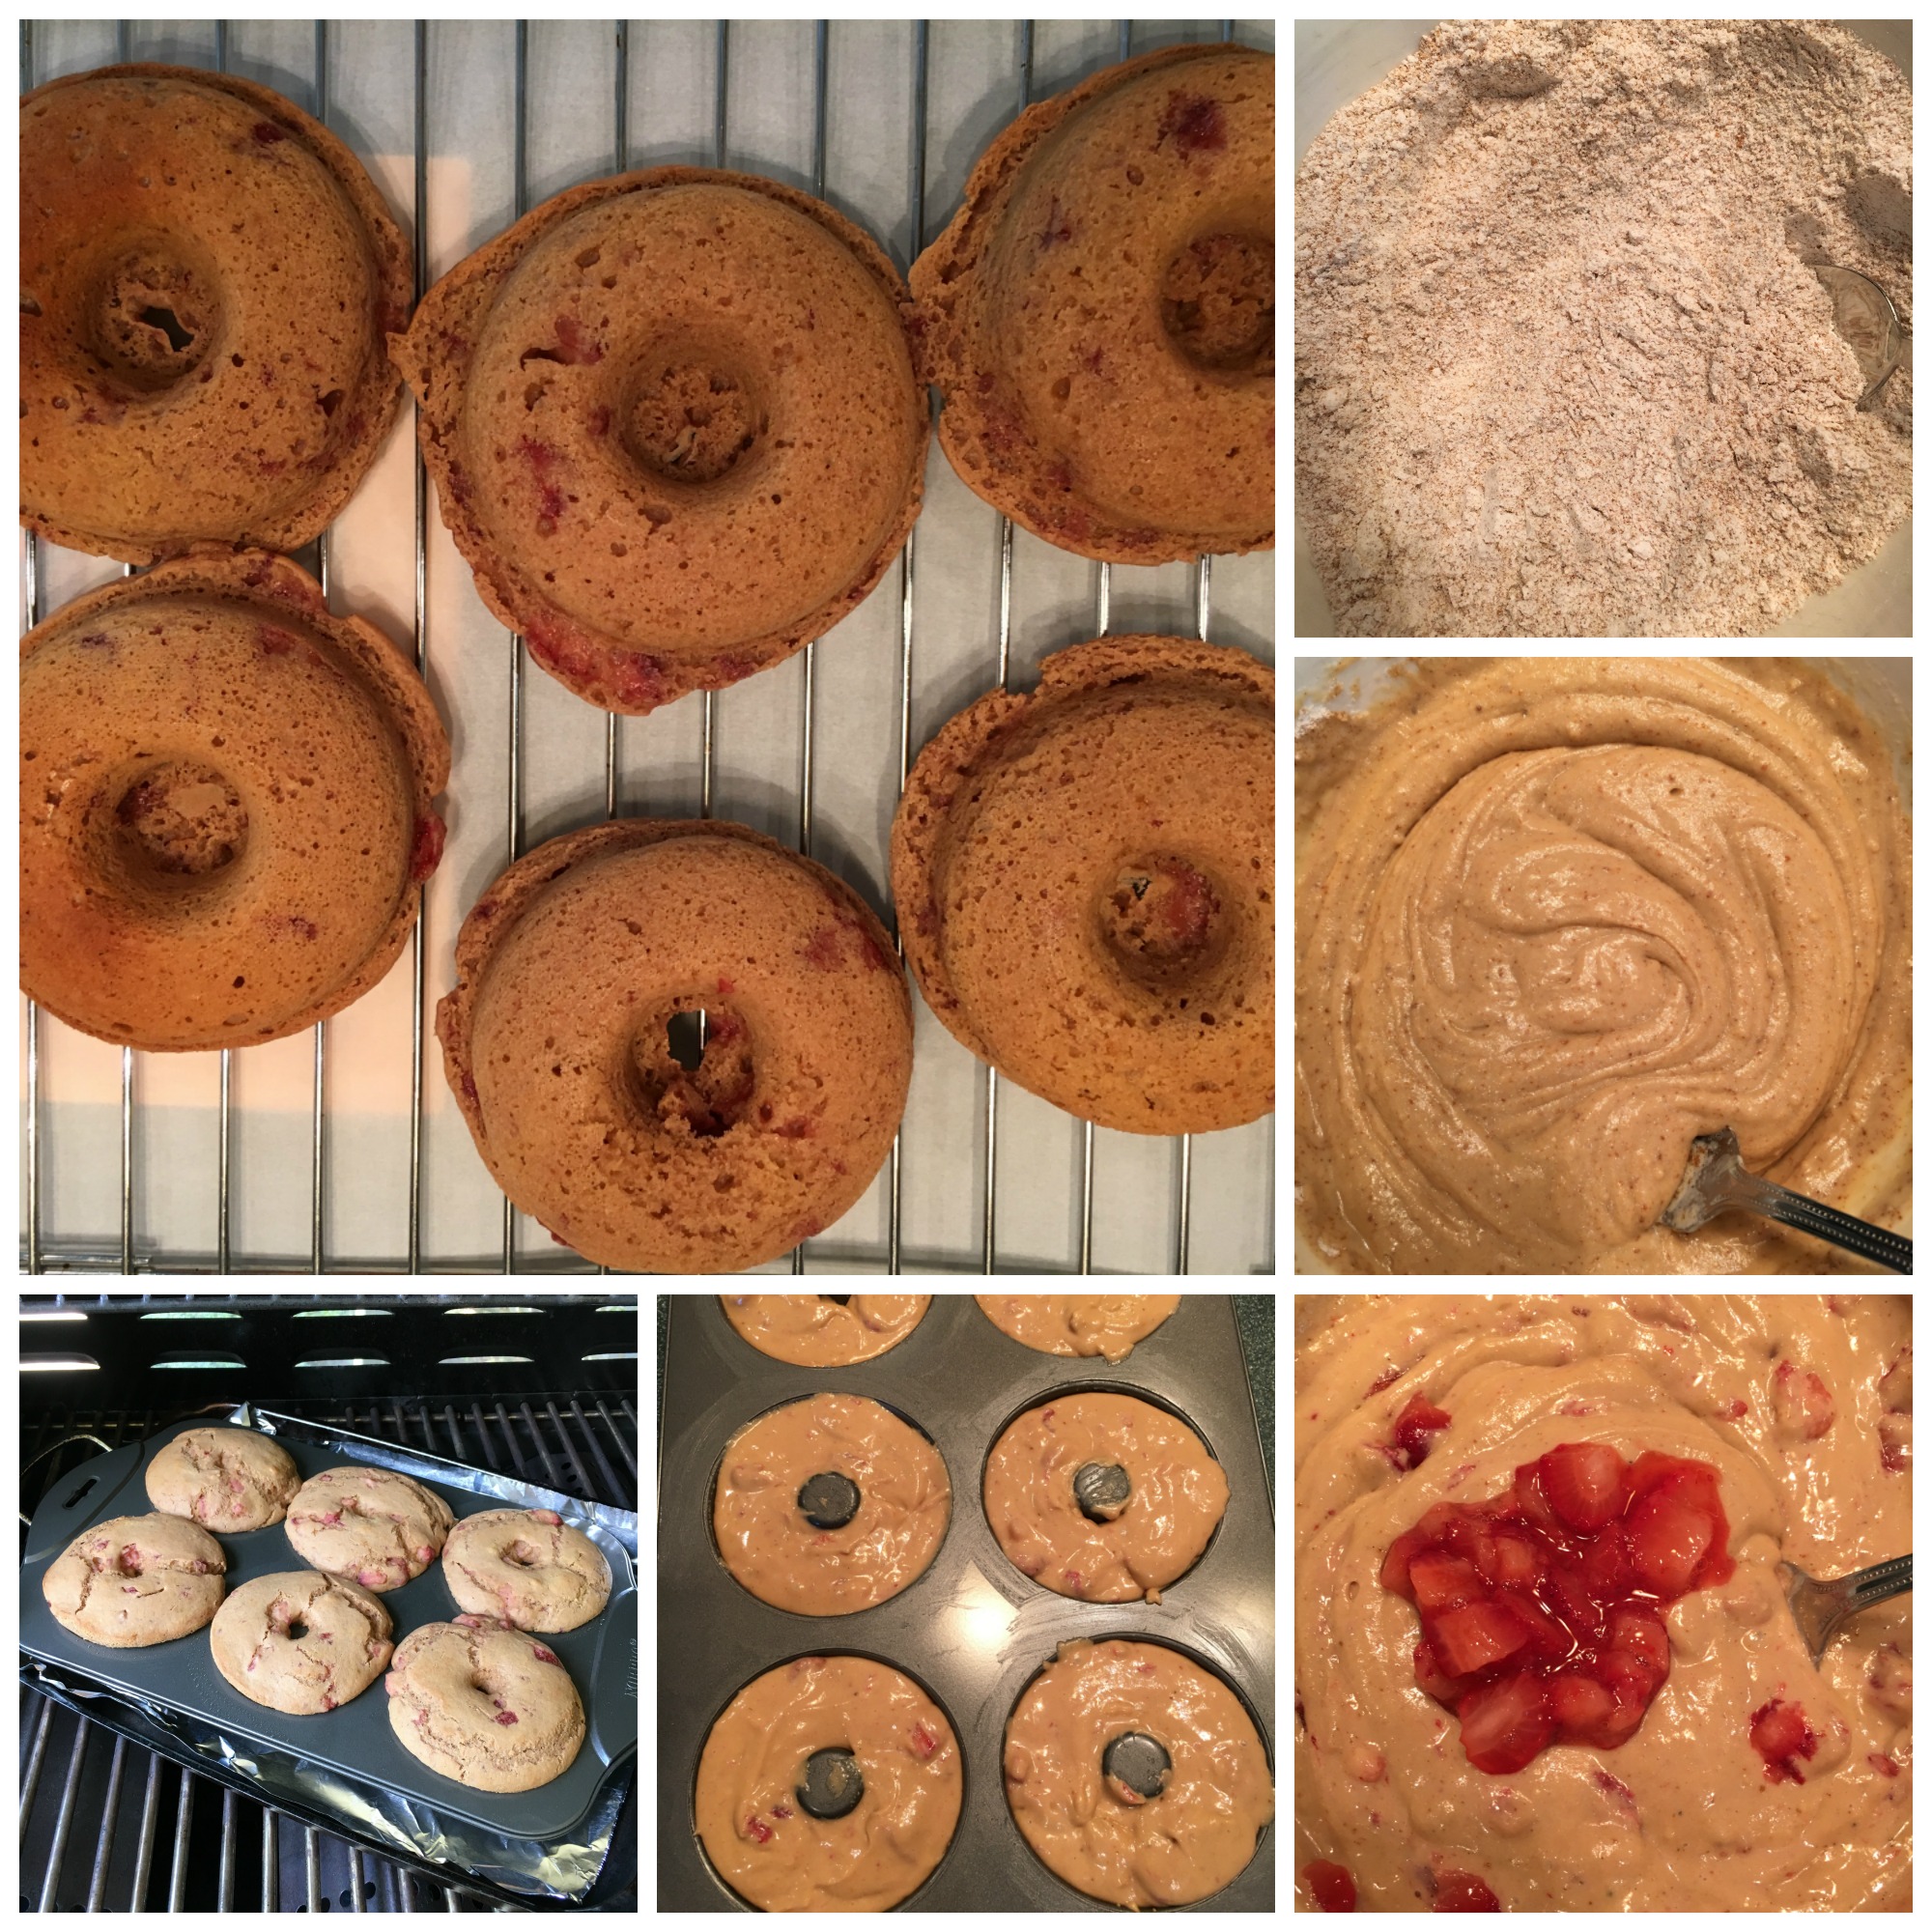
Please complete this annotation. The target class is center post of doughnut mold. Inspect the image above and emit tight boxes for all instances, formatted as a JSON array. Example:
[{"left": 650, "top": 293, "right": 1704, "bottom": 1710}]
[
  {"left": 85, "top": 238, "right": 224, "bottom": 393},
  {"left": 1159, "top": 230, "right": 1274, "bottom": 373},
  {"left": 621, "top": 998, "right": 755, "bottom": 1140},
  {"left": 105, "top": 758, "right": 250, "bottom": 895}
]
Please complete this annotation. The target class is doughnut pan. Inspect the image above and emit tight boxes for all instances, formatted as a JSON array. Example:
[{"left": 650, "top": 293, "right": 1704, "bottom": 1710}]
[
  {"left": 656, "top": 1293, "right": 1274, "bottom": 1911},
  {"left": 19, "top": 1411, "right": 638, "bottom": 1840}
]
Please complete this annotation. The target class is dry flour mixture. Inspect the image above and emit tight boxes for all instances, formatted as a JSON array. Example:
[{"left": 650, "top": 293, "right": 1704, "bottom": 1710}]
[{"left": 1295, "top": 21, "right": 1912, "bottom": 637}]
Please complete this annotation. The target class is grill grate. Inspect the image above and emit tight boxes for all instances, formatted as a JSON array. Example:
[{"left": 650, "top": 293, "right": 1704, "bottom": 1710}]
[
  {"left": 19, "top": 1298, "right": 638, "bottom": 1912},
  {"left": 19, "top": 17, "right": 1274, "bottom": 1273}
]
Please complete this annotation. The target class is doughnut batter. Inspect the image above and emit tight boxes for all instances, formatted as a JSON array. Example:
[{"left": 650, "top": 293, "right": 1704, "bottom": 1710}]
[
  {"left": 1296, "top": 658, "right": 1912, "bottom": 1273},
  {"left": 695, "top": 1654, "right": 963, "bottom": 1912},
  {"left": 983, "top": 1392, "right": 1229, "bottom": 1604},
  {"left": 714, "top": 1396, "right": 951, "bottom": 1615},
  {"left": 976, "top": 1294, "right": 1180, "bottom": 1363},
  {"left": 721, "top": 1295, "right": 929, "bottom": 1366},
  {"left": 1005, "top": 1637, "right": 1274, "bottom": 1909}
]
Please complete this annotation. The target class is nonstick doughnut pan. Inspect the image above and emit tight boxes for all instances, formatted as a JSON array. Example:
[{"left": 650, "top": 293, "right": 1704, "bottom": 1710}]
[
  {"left": 656, "top": 1292, "right": 1274, "bottom": 1910},
  {"left": 19, "top": 1409, "right": 638, "bottom": 1840}
]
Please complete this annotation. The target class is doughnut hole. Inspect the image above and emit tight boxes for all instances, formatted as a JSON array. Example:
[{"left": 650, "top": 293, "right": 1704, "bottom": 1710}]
[
  {"left": 85, "top": 239, "right": 221, "bottom": 392},
  {"left": 620, "top": 343, "right": 768, "bottom": 486},
  {"left": 1100, "top": 858, "right": 1225, "bottom": 981},
  {"left": 1159, "top": 232, "right": 1273, "bottom": 373},
  {"left": 110, "top": 761, "right": 249, "bottom": 882},
  {"left": 622, "top": 1000, "right": 755, "bottom": 1138}
]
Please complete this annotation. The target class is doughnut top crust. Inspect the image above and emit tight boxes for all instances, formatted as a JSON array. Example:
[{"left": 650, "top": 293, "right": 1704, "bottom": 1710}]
[
  {"left": 20, "top": 549, "right": 450, "bottom": 1052},
  {"left": 20, "top": 63, "right": 412, "bottom": 564},
  {"left": 396, "top": 167, "right": 928, "bottom": 715},
  {"left": 909, "top": 43, "right": 1273, "bottom": 562},
  {"left": 892, "top": 636, "right": 1273, "bottom": 1134},
  {"left": 437, "top": 819, "right": 914, "bottom": 1273}
]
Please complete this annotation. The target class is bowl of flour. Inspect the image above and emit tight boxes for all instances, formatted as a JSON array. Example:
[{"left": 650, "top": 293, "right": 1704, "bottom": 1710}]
[{"left": 1294, "top": 21, "right": 1912, "bottom": 638}]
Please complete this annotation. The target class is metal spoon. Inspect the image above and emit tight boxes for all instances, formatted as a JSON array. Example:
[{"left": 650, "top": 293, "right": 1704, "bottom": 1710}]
[
  {"left": 1813, "top": 264, "right": 1907, "bottom": 412},
  {"left": 1660, "top": 1126, "right": 1912, "bottom": 1273},
  {"left": 1781, "top": 1553, "right": 1912, "bottom": 1666}
]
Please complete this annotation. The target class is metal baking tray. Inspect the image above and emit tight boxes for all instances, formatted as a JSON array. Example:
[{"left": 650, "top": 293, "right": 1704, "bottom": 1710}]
[
  {"left": 18, "top": 16, "right": 1275, "bottom": 1277},
  {"left": 19, "top": 1407, "right": 638, "bottom": 1841},
  {"left": 656, "top": 1292, "right": 1274, "bottom": 1910}
]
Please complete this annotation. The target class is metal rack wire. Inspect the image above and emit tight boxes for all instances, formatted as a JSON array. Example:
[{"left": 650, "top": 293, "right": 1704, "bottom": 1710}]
[{"left": 19, "top": 18, "right": 1275, "bottom": 1274}]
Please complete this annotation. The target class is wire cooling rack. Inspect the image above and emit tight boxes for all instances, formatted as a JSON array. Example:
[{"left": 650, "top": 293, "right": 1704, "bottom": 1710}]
[{"left": 19, "top": 17, "right": 1275, "bottom": 1274}]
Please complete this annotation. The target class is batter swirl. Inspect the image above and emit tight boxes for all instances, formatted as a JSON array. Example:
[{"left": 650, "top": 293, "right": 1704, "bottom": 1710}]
[{"left": 1295, "top": 658, "right": 1911, "bottom": 1273}]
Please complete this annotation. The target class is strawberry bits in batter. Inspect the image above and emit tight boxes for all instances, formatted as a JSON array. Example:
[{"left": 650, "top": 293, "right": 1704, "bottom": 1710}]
[{"left": 983, "top": 1391, "right": 1228, "bottom": 1604}]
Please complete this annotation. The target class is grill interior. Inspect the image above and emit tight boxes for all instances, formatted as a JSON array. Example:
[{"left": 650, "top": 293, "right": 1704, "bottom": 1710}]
[{"left": 19, "top": 1293, "right": 639, "bottom": 1912}]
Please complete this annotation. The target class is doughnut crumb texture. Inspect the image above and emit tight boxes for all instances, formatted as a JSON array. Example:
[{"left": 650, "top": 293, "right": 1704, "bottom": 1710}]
[
  {"left": 395, "top": 167, "right": 927, "bottom": 714},
  {"left": 284, "top": 1466, "right": 455, "bottom": 1593},
  {"left": 21, "top": 63, "right": 411, "bottom": 563},
  {"left": 438, "top": 818, "right": 913, "bottom": 1273},
  {"left": 145, "top": 1426, "right": 301, "bottom": 1532},
  {"left": 910, "top": 43, "right": 1272, "bottom": 562},
  {"left": 210, "top": 1570, "right": 394, "bottom": 1715},
  {"left": 892, "top": 636, "right": 1272, "bottom": 1134},
  {"left": 20, "top": 549, "right": 450, "bottom": 1053}
]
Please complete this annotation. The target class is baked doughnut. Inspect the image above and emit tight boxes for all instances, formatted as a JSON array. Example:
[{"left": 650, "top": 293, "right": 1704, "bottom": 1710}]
[
  {"left": 20, "top": 549, "right": 449, "bottom": 1052},
  {"left": 983, "top": 1390, "right": 1228, "bottom": 1604},
  {"left": 145, "top": 1426, "right": 300, "bottom": 1532},
  {"left": 284, "top": 1466, "right": 454, "bottom": 1593},
  {"left": 695, "top": 1654, "right": 962, "bottom": 1911},
  {"left": 893, "top": 636, "right": 1272, "bottom": 1133},
  {"left": 384, "top": 1614, "right": 584, "bottom": 1793},
  {"left": 21, "top": 63, "right": 410, "bottom": 564},
  {"left": 977, "top": 1294, "right": 1180, "bottom": 1363},
  {"left": 442, "top": 1508, "right": 612, "bottom": 1634},
  {"left": 910, "top": 43, "right": 1272, "bottom": 561},
  {"left": 713, "top": 1395, "right": 951, "bottom": 1615},
  {"left": 1005, "top": 1637, "right": 1273, "bottom": 1908},
  {"left": 396, "top": 166, "right": 927, "bottom": 714},
  {"left": 209, "top": 1571, "right": 394, "bottom": 1715},
  {"left": 438, "top": 819, "right": 913, "bottom": 1273},
  {"left": 721, "top": 1294, "right": 930, "bottom": 1366},
  {"left": 43, "top": 1513, "right": 226, "bottom": 1647}
]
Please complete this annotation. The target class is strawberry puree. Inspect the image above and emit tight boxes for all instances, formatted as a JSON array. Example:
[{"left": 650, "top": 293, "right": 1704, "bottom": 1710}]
[{"left": 1295, "top": 1294, "right": 1911, "bottom": 1913}]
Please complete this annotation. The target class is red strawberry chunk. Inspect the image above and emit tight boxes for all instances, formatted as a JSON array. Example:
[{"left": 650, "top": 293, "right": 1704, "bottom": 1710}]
[
  {"left": 1540, "top": 1442, "right": 1626, "bottom": 1532},
  {"left": 1458, "top": 1671, "right": 1552, "bottom": 1776},
  {"left": 1389, "top": 1395, "right": 1452, "bottom": 1470},
  {"left": 1432, "top": 1603, "right": 1530, "bottom": 1677},
  {"left": 1434, "top": 1870, "right": 1501, "bottom": 1912},
  {"left": 1408, "top": 1551, "right": 1483, "bottom": 1613},
  {"left": 1750, "top": 1698, "right": 1817, "bottom": 1783},
  {"left": 745, "top": 1814, "right": 774, "bottom": 1845},
  {"left": 1303, "top": 1861, "right": 1357, "bottom": 1912}
]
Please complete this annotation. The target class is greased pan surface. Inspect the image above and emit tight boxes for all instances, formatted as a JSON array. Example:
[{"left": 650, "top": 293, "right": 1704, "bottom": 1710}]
[
  {"left": 657, "top": 1292, "right": 1274, "bottom": 1910},
  {"left": 19, "top": 1410, "right": 638, "bottom": 1839}
]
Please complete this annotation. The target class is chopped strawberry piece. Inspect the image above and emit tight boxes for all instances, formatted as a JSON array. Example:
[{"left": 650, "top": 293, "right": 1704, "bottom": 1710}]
[
  {"left": 1408, "top": 1551, "right": 1484, "bottom": 1613},
  {"left": 1548, "top": 1672, "right": 1616, "bottom": 1741},
  {"left": 1457, "top": 1671, "right": 1552, "bottom": 1775},
  {"left": 1433, "top": 1603, "right": 1530, "bottom": 1677},
  {"left": 1750, "top": 1697, "right": 1818, "bottom": 1783},
  {"left": 1303, "top": 1861, "right": 1357, "bottom": 1913},
  {"left": 1540, "top": 1441, "right": 1628, "bottom": 1533},
  {"left": 1389, "top": 1395, "right": 1452, "bottom": 1470},
  {"left": 772, "top": 1802, "right": 794, "bottom": 1817},
  {"left": 1413, "top": 1639, "right": 1478, "bottom": 1709},
  {"left": 1627, "top": 1486, "right": 1719, "bottom": 1595},
  {"left": 1878, "top": 1412, "right": 1911, "bottom": 1473},
  {"left": 1433, "top": 1870, "right": 1500, "bottom": 1912},
  {"left": 1772, "top": 1360, "right": 1835, "bottom": 1441},
  {"left": 744, "top": 1814, "right": 774, "bottom": 1845},
  {"left": 1869, "top": 1752, "right": 1900, "bottom": 1778},
  {"left": 910, "top": 1720, "right": 940, "bottom": 1759},
  {"left": 1475, "top": 1528, "right": 1544, "bottom": 1591}
]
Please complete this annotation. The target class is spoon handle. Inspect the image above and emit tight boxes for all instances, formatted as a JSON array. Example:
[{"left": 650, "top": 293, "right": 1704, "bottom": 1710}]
[
  {"left": 1723, "top": 1171, "right": 1912, "bottom": 1273},
  {"left": 1840, "top": 1553, "right": 1914, "bottom": 1618}
]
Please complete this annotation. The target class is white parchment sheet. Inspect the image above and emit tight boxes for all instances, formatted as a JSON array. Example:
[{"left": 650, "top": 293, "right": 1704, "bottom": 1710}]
[{"left": 20, "top": 17, "right": 1275, "bottom": 1273}]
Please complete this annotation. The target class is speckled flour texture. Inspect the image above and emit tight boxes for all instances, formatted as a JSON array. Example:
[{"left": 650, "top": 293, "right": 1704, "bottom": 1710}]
[{"left": 1295, "top": 21, "right": 1912, "bottom": 637}]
